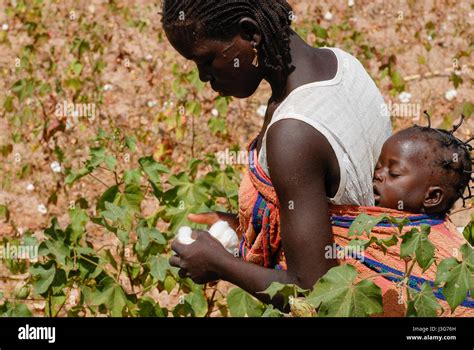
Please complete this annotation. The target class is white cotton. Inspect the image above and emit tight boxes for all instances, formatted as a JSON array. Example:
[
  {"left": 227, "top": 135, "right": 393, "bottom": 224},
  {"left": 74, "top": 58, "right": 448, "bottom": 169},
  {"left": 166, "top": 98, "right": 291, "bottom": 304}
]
[
  {"left": 176, "top": 226, "right": 195, "bottom": 245},
  {"left": 398, "top": 91, "right": 412, "bottom": 103},
  {"left": 209, "top": 220, "right": 239, "bottom": 254},
  {"left": 50, "top": 161, "right": 62, "bottom": 173},
  {"left": 348, "top": 0, "right": 355, "bottom": 7},
  {"left": 26, "top": 183, "right": 35, "bottom": 191},
  {"left": 256, "top": 105, "right": 267, "bottom": 118},
  {"left": 103, "top": 84, "right": 113, "bottom": 91},
  {"left": 445, "top": 89, "right": 457, "bottom": 101},
  {"left": 37, "top": 204, "right": 47, "bottom": 215},
  {"left": 2, "top": 23, "right": 9, "bottom": 31},
  {"left": 324, "top": 11, "right": 333, "bottom": 21},
  {"left": 211, "top": 108, "right": 219, "bottom": 117},
  {"left": 175, "top": 221, "right": 239, "bottom": 254},
  {"left": 145, "top": 54, "right": 153, "bottom": 61},
  {"left": 147, "top": 100, "right": 157, "bottom": 108}
]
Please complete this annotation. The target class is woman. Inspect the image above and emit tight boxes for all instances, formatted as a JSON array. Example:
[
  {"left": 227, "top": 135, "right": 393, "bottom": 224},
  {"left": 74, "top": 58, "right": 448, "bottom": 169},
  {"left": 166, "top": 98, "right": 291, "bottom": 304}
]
[{"left": 163, "top": 0, "right": 392, "bottom": 307}]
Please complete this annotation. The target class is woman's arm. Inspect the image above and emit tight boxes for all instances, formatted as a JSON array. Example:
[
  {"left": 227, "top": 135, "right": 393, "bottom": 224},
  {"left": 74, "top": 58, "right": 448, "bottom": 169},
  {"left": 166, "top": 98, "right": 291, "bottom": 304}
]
[{"left": 171, "top": 119, "right": 338, "bottom": 307}]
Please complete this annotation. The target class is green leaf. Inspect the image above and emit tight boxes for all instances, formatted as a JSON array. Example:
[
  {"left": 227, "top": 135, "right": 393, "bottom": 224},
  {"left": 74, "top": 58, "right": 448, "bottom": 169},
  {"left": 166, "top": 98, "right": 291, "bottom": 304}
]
[
  {"left": 179, "top": 284, "right": 208, "bottom": 317},
  {"left": 103, "top": 249, "right": 118, "bottom": 271},
  {"left": 88, "top": 277, "right": 127, "bottom": 317},
  {"left": 261, "top": 305, "right": 285, "bottom": 317},
  {"left": 137, "top": 227, "right": 166, "bottom": 251},
  {"left": 69, "top": 208, "right": 88, "bottom": 243},
  {"left": 104, "top": 154, "right": 117, "bottom": 171},
  {"left": 167, "top": 173, "right": 209, "bottom": 206},
  {"left": 391, "top": 70, "right": 405, "bottom": 92},
  {"left": 139, "top": 156, "right": 169, "bottom": 184},
  {"left": 306, "top": 264, "right": 383, "bottom": 317},
  {"left": 96, "top": 185, "right": 119, "bottom": 212},
  {"left": 125, "top": 136, "right": 137, "bottom": 152},
  {"left": 65, "top": 167, "right": 92, "bottom": 185},
  {"left": 89, "top": 147, "right": 106, "bottom": 168},
  {"left": 116, "top": 184, "right": 144, "bottom": 212},
  {"left": 227, "top": 288, "right": 264, "bottom": 317},
  {"left": 12, "top": 79, "right": 36, "bottom": 103},
  {"left": 0, "top": 204, "right": 10, "bottom": 222},
  {"left": 148, "top": 255, "right": 170, "bottom": 282},
  {"left": 401, "top": 226, "right": 435, "bottom": 271},
  {"left": 208, "top": 117, "right": 226, "bottom": 135},
  {"left": 117, "top": 229, "right": 129, "bottom": 245},
  {"left": 137, "top": 297, "right": 167, "bottom": 317},
  {"left": 123, "top": 169, "right": 141, "bottom": 186},
  {"left": 214, "top": 96, "right": 229, "bottom": 116},
  {"left": 69, "top": 60, "right": 83, "bottom": 75},
  {"left": 407, "top": 282, "right": 441, "bottom": 317},
  {"left": 348, "top": 213, "right": 387, "bottom": 237},
  {"left": 260, "top": 282, "right": 306, "bottom": 308},
  {"left": 462, "top": 221, "right": 474, "bottom": 246},
  {"left": 210, "top": 171, "right": 239, "bottom": 197},
  {"left": 102, "top": 202, "right": 133, "bottom": 231},
  {"left": 2, "top": 303, "right": 33, "bottom": 317},
  {"left": 30, "top": 261, "right": 56, "bottom": 295},
  {"left": 435, "top": 244, "right": 472, "bottom": 312}
]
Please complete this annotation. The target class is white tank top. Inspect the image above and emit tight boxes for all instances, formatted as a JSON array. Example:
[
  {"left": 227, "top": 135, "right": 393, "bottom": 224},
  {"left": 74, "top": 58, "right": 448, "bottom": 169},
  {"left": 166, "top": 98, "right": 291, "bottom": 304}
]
[{"left": 258, "top": 47, "right": 392, "bottom": 205}]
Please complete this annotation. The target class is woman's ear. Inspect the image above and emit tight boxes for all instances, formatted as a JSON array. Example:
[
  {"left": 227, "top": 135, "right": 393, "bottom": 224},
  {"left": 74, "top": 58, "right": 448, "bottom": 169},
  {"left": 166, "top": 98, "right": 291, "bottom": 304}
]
[
  {"left": 238, "top": 17, "right": 262, "bottom": 46},
  {"left": 423, "top": 186, "right": 444, "bottom": 209}
]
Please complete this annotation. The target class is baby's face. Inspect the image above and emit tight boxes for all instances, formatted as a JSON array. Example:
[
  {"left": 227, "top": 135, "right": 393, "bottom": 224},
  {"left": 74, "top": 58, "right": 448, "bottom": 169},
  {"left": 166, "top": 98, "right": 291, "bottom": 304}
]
[{"left": 373, "top": 135, "right": 433, "bottom": 212}]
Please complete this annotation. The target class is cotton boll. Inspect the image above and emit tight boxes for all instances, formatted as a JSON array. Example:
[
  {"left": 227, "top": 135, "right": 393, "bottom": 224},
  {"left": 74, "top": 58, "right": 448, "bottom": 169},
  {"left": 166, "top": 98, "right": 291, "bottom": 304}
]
[
  {"left": 398, "top": 91, "right": 412, "bottom": 104},
  {"left": 324, "top": 11, "right": 333, "bottom": 21},
  {"left": 256, "top": 105, "right": 267, "bottom": 118},
  {"left": 445, "top": 89, "right": 457, "bottom": 101},
  {"left": 50, "top": 161, "right": 62, "bottom": 173},
  {"left": 176, "top": 226, "right": 195, "bottom": 245},
  {"left": 209, "top": 220, "right": 231, "bottom": 237},
  {"left": 37, "top": 204, "right": 47, "bottom": 215},
  {"left": 209, "top": 220, "right": 239, "bottom": 253}
]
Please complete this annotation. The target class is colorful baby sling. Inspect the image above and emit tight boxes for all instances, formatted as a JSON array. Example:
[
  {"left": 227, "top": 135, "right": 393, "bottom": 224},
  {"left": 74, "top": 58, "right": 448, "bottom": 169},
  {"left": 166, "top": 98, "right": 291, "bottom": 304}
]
[{"left": 237, "top": 137, "right": 473, "bottom": 317}]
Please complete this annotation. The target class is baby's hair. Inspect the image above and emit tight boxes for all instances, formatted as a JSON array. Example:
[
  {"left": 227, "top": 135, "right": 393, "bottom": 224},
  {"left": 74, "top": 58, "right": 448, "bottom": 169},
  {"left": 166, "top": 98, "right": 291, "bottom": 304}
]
[
  {"left": 411, "top": 111, "right": 473, "bottom": 211},
  {"left": 161, "top": 0, "right": 295, "bottom": 86}
]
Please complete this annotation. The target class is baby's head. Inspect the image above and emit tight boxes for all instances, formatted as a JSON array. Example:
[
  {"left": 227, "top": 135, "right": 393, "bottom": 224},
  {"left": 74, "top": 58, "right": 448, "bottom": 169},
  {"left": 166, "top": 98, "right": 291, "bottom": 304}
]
[{"left": 373, "top": 122, "right": 472, "bottom": 215}]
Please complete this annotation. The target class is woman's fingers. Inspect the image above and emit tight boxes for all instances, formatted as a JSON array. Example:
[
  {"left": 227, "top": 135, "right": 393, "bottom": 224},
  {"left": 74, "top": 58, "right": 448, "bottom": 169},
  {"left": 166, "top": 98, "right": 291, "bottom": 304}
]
[
  {"left": 171, "top": 239, "right": 187, "bottom": 255},
  {"left": 187, "top": 212, "right": 219, "bottom": 226},
  {"left": 169, "top": 255, "right": 181, "bottom": 268},
  {"left": 178, "top": 268, "right": 188, "bottom": 279}
]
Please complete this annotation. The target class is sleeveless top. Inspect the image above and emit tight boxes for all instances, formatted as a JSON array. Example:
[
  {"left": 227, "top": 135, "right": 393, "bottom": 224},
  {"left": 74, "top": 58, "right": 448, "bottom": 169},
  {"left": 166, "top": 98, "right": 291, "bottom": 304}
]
[{"left": 258, "top": 47, "right": 392, "bottom": 205}]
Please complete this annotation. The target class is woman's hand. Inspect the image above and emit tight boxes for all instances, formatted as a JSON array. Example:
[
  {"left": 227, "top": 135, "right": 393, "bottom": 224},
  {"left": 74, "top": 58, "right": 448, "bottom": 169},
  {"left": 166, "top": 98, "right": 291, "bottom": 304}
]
[{"left": 169, "top": 230, "right": 231, "bottom": 285}]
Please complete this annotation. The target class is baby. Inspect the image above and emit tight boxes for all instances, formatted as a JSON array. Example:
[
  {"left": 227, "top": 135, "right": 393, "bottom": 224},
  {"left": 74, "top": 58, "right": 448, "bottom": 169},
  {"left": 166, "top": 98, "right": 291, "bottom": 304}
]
[{"left": 373, "top": 121, "right": 473, "bottom": 215}]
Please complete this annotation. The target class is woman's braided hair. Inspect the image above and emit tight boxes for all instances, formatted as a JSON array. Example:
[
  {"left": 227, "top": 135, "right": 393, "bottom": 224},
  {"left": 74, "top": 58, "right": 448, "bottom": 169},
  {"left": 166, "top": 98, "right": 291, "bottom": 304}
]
[
  {"left": 161, "top": 0, "right": 295, "bottom": 85},
  {"left": 412, "top": 111, "right": 473, "bottom": 211}
]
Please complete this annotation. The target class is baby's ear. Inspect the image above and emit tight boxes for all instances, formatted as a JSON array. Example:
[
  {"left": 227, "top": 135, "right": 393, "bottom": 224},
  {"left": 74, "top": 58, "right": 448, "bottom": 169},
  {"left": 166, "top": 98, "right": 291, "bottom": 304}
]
[{"left": 423, "top": 186, "right": 444, "bottom": 209}]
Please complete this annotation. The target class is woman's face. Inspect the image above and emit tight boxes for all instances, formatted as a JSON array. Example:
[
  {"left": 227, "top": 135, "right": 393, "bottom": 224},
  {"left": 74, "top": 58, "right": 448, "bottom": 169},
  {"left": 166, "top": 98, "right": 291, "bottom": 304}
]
[{"left": 165, "top": 27, "right": 264, "bottom": 98}]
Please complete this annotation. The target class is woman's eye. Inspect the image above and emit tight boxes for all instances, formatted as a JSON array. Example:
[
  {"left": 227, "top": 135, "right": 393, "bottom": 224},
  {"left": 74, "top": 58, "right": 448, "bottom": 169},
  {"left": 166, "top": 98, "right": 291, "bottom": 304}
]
[{"left": 389, "top": 173, "right": 400, "bottom": 178}]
